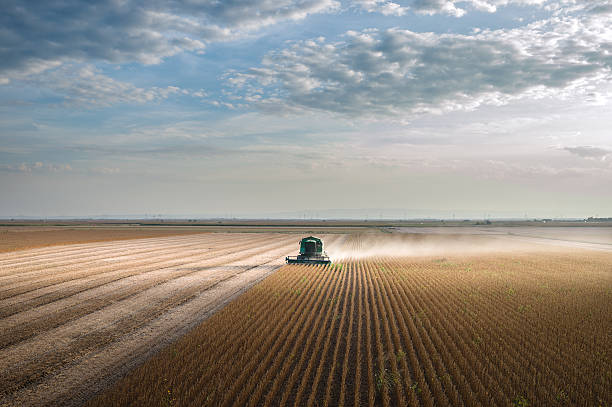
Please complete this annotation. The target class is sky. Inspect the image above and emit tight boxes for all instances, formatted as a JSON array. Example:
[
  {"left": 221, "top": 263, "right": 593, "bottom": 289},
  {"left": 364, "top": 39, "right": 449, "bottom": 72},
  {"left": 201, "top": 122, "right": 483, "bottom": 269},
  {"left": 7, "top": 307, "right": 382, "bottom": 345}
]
[{"left": 1, "top": 0, "right": 611, "bottom": 219}]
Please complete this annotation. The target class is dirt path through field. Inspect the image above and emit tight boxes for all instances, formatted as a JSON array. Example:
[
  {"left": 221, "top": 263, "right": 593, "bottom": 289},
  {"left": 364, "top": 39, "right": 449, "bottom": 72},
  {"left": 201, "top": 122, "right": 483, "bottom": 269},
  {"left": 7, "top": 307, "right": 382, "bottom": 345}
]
[{"left": 0, "top": 233, "right": 341, "bottom": 407}]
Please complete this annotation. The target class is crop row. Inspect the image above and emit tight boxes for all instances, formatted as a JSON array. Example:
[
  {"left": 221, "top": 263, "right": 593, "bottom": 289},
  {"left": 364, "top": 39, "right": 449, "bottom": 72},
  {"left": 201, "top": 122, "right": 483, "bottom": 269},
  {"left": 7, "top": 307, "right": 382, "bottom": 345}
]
[
  {"left": 0, "top": 233, "right": 299, "bottom": 400},
  {"left": 88, "top": 246, "right": 611, "bottom": 406}
]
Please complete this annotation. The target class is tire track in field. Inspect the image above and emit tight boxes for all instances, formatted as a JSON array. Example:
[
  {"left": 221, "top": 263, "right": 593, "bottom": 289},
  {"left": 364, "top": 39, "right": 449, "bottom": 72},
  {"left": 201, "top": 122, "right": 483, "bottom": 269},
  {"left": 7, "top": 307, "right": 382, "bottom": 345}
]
[
  {"left": 0, "top": 235, "right": 231, "bottom": 293},
  {"left": 0, "top": 235, "right": 271, "bottom": 318},
  {"left": 0, "top": 235, "right": 292, "bottom": 349},
  {"left": 0, "top": 241, "right": 211, "bottom": 299},
  {"left": 0, "top": 234, "right": 244, "bottom": 284},
  {"left": 0, "top": 231, "right": 222, "bottom": 263},
  {"left": 0, "top": 234, "right": 264, "bottom": 292},
  {"left": 0, "top": 238, "right": 301, "bottom": 407},
  {"left": 0, "top": 234, "right": 277, "bottom": 316},
  {"left": 0, "top": 236, "right": 185, "bottom": 263},
  {"left": 0, "top": 234, "right": 206, "bottom": 273},
  {"left": 0, "top": 234, "right": 220, "bottom": 279}
]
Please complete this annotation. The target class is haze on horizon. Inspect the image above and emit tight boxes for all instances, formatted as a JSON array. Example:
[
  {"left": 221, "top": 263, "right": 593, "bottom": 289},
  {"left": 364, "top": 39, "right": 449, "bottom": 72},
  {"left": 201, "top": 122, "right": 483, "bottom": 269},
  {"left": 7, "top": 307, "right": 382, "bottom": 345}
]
[{"left": 1, "top": 0, "right": 611, "bottom": 218}]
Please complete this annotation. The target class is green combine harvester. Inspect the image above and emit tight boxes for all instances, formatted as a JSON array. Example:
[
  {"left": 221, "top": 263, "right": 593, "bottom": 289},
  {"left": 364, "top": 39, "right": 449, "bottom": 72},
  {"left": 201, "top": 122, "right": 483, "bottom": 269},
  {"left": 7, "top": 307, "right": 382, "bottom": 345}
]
[{"left": 286, "top": 236, "right": 331, "bottom": 265}]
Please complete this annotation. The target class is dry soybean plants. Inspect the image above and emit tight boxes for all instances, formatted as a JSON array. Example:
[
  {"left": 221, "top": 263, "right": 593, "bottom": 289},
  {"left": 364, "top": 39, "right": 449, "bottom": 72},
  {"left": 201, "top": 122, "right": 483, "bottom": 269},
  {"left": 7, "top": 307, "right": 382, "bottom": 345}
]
[{"left": 89, "top": 250, "right": 611, "bottom": 406}]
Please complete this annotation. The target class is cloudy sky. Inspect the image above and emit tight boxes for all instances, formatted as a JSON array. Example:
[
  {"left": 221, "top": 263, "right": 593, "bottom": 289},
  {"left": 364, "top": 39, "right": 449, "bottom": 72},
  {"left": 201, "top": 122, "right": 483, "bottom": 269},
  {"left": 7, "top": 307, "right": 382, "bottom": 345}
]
[{"left": 1, "top": 0, "right": 611, "bottom": 218}]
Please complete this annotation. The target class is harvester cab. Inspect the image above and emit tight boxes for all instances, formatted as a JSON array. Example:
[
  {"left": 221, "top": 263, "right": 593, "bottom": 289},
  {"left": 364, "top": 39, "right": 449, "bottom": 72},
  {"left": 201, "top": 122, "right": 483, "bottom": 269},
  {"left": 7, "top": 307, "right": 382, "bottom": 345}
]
[{"left": 286, "top": 236, "right": 331, "bottom": 265}]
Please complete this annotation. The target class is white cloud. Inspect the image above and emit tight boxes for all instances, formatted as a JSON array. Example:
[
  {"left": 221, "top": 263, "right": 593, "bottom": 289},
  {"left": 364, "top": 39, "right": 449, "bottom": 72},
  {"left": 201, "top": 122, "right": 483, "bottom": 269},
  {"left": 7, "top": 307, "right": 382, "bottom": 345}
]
[
  {"left": 562, "top": 146, "right": 612, "bottom": 161},
  {"left": 0, "top": 59, "right": 63, "bottom": 85},
  {"left": 411, "top": 0, "right": 469, "bottom": 16},
  {"left": 588, "top": 3, "right": 612, "bottom": 16},
  {"left": 4, "top": 63, "right": 212, "bottom": 106},
  {"left": 91, "top": 167, "right": 121, "bottom": 174},
  {"left": 226, "top": 7, "right": 612, "bottom": 117},
  {"left": 351, "top": 0, "right": 548, "bottom": 17},
  {"left": 24, "top": 64, "right": 191, "bottom": 106},
  {"left": 481, "top": 159, "right": 602, "bottom": 179},
  {"left": 352, "top": 0, "right": 408, "bottom": 16},
  {"left": 0, "top": 0, "right": 340, "bottom": 81},
  {"left": 0, "top": 162, "right": 73, "bottom": 173}
]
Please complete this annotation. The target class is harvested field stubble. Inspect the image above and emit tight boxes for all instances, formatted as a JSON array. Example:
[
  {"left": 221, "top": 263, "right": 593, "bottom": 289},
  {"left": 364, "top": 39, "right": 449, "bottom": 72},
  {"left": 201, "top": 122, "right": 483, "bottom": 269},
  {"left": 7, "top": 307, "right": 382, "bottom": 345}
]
[
  {"left": 89, "top": 240, "right": 612, "bottom": 406},
  {"left": 0, "top": 227, "right": 208, "bottom": 253},
  {"left": 0, "top": 232, "right": 316, "bottom": 406}
]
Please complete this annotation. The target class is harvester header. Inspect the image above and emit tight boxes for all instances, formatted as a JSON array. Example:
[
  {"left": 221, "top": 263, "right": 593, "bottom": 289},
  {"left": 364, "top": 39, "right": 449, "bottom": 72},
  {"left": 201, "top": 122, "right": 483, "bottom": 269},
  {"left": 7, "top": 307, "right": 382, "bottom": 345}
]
[{"left": 286, "top": 236, "right": 331, "bottom": 265}]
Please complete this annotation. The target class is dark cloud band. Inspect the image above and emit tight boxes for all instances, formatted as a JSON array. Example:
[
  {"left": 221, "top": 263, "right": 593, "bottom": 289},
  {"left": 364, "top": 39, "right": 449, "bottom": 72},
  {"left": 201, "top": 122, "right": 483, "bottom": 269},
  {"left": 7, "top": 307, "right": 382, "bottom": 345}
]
[{"left": 0, "top": 0, "right": 338, "bottom": 79}]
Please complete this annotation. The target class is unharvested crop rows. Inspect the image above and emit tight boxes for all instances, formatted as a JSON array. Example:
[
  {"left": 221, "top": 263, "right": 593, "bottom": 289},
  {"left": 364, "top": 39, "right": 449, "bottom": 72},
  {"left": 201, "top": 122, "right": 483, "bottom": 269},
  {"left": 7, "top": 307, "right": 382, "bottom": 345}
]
[
  {"left": 90, "top": 241, "right": 612, "bottom": 406},
  {"left": 0, "top": 233, "right": 312, "bottom": 405}
]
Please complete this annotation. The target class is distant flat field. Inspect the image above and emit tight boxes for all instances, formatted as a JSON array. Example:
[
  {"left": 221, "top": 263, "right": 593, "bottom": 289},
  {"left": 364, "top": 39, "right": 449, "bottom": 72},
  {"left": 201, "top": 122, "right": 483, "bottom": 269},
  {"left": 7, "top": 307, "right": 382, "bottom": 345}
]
[
  {"left": 395, "top": 226, "right": 612, "bottom": 252},
  {"left": 0, "top": 227, "right": 209, "bottom": 253},
  {"left": 0, "top": 225, "right": 362, "bottom": 253}
]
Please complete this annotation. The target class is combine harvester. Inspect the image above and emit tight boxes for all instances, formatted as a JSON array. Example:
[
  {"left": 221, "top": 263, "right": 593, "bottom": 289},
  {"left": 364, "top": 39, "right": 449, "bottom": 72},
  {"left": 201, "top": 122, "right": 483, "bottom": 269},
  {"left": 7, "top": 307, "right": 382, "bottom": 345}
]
[{"left": 286, "top": 236, "right": 331, "bottom": 265}]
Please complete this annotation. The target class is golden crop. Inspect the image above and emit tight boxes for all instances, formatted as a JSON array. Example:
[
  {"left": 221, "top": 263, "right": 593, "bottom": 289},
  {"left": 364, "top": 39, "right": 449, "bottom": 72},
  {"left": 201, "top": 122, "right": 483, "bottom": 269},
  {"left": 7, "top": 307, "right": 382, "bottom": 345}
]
[{"left": 89, "top": 247, "right": 611, "bottom": 406}]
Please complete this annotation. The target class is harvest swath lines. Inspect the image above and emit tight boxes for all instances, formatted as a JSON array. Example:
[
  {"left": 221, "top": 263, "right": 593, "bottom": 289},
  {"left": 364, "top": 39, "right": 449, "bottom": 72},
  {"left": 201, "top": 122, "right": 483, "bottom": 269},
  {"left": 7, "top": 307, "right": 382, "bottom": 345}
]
[
  {"left": 1, "top": 232, "right": 336, "bottom": 406},
  {"left": 90, "top": 237, "right": 611, "bottom": 406}
]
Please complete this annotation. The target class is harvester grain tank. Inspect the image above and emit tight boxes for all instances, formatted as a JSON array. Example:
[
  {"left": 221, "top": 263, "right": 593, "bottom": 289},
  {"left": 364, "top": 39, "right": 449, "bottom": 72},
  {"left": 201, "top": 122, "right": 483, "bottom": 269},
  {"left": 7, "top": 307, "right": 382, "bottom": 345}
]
[{"left": 286, "top": 236, "right": 331, "bottom": 265}]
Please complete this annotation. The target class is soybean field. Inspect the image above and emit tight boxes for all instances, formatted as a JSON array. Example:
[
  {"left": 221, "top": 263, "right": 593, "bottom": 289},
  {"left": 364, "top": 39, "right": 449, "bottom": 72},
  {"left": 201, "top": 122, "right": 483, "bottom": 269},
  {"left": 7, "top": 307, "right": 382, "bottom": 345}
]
[{"left": 89, "top": 236, "right": 611, "bottom": 406}]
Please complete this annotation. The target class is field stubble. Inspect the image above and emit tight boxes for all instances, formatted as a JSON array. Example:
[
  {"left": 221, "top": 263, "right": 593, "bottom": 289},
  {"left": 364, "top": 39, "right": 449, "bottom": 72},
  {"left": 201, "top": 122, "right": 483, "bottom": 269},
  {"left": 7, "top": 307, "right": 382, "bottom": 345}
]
[
  {"left": 0, "top": 226, "right": 210, "bottom": 253},
  {"left": 0, "top": 232, "right": 326, "bottom": 406},
  {"left": 89, "top": 235, "right": 612, "bottom": 406}
]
